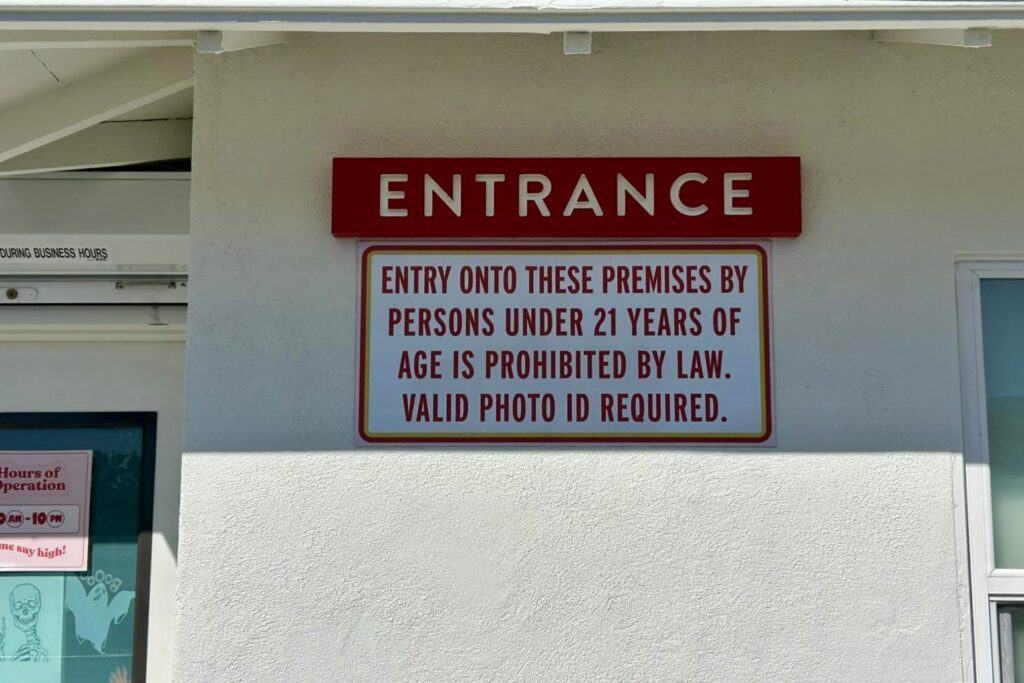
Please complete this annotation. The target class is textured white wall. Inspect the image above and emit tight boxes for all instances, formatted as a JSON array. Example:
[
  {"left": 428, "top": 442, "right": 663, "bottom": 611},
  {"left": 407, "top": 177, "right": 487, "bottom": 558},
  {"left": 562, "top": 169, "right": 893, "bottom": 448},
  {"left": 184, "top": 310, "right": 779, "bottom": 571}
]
[{"left": 177, "top": 30, "right": 1024, "bottom": 681}]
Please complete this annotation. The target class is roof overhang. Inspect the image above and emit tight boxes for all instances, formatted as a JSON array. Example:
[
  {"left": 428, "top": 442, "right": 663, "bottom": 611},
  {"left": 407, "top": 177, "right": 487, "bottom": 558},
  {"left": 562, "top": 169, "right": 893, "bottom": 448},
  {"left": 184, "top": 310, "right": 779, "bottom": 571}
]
[
  {"left": 2, "top": 1, "right": 1024, "bottom": 33},
  {"left": 0, "top": 1, "right": 1008, "bottom": 178}
]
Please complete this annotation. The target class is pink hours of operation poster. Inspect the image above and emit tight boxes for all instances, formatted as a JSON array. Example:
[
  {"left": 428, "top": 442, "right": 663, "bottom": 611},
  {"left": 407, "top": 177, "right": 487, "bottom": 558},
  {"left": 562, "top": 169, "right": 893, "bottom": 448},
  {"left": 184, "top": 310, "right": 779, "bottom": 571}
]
[{"left": 0, "top": 451, "right": 92, "bottom": 572}]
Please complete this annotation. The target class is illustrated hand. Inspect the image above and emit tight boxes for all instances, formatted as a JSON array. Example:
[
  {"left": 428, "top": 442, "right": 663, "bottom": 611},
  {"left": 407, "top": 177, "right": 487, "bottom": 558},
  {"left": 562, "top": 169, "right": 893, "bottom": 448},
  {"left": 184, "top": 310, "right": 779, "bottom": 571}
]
[{"left": 109, "top": 666, "right": 130, "bottom": 683}]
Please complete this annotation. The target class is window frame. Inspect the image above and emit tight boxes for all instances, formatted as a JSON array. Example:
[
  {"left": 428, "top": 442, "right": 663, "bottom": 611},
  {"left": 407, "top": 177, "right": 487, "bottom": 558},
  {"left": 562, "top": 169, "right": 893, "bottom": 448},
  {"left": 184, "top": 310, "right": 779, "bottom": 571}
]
[
  {"left": 0, "top": 412, "right": 158, "bottom": 683},
  {"left": 956, "top": 260, "right": 1024, "bottom": 682}
]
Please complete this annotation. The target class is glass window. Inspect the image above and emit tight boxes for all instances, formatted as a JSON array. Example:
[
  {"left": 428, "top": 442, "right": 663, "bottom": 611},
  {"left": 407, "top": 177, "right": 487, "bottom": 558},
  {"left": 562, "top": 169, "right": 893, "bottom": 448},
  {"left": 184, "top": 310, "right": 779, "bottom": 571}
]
[
  {"left": 0, "top": 418, "right": 153, "bottom": 683},
  {"left": 981, "top": 279, "right": 1024, "bottom": 568},
  {"left": 958, "top": 266, "right": 1024, "bottom": 682}
]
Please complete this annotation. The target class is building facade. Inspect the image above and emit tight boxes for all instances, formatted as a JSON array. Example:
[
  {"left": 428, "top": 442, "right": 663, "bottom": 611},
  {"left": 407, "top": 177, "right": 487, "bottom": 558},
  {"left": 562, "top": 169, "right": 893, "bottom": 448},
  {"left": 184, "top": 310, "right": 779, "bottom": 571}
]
[{"left": 2, "top": 6, "right": 1024, "bottom": 682}]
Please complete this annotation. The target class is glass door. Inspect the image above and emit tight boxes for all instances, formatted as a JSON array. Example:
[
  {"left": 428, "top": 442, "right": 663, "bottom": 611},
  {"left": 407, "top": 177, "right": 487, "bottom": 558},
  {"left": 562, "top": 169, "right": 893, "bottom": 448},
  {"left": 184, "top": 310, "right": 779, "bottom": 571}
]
[{"left": 0, "top": 413, "right": 156, "bottom": 683}]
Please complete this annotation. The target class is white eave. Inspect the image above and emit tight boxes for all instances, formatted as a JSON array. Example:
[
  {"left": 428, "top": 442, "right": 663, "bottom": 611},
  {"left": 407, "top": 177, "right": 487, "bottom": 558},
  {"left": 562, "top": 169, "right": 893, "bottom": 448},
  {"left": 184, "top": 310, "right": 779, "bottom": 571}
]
[
  {"left": 1, "top": 0, "right": 1024, "bottom": 32},
  {"left": 0, "top": 1, "right": 1009, "bottom": 178}
]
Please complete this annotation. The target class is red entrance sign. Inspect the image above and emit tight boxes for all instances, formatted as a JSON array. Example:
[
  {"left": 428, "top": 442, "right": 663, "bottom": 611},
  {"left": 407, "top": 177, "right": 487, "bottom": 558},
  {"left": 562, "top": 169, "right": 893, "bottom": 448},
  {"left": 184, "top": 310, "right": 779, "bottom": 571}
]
[{"left": 332, "top": 157, "right": 801, "bottom": 239}]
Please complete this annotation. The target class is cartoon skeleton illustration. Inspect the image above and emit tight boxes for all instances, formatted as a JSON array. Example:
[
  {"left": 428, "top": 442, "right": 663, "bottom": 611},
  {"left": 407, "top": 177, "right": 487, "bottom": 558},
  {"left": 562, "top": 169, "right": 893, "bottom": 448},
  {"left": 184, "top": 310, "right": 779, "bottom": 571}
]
[{"left": 10, "top": 584, "right": 47, "bottom": 662}]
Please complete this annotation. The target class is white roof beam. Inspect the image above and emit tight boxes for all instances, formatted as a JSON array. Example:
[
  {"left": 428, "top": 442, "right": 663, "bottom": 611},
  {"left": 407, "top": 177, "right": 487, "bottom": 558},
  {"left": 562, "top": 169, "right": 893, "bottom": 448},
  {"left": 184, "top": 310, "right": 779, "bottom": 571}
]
[
  {"left": 873, "top": 28, "right": 992, "bottom": 47},
  {"left": 0, "top": 30, "right": 194, "bottom": 49},
  {"left": 195, "top": 30, "right": 288, "bottom": 53},
  {"left": 0, "top": 119, "right": 192, "bottom": 176},
  {"left": 0, "top": 47, "right": 193, "bottom": 164}
]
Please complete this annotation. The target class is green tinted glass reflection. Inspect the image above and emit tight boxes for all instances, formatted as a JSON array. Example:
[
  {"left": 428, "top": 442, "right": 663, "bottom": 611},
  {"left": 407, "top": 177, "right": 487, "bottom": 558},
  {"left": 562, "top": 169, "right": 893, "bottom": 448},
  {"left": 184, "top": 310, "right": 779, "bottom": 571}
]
[
  {"left": 981, "top": 279, "right": 1024, "bottom": 569},
  {"left": 0, "top": 426, "right": 144, "bottom": 683}
]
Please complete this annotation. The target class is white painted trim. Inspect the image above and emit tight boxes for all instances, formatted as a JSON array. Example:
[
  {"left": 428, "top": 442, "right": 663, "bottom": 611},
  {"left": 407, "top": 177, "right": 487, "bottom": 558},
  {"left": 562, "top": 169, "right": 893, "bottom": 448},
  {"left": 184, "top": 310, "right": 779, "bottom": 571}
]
[
  {"left": 994, "top": 596, "right": 1024, "bottom": 605},
  {"left": 5, "top": 5, "right": 1024, "bottom": 32},
  {"left": 956, "top": 261, "right": 1024, "bottom": 683},
  {"left": 990, "top": 569, "right": 1024, "bottom": 579},
  {"left": 989, "top": 575, "right": 1024, "bottom": 598},
  {"left": 957, "top": 261, "right": 991, "bottom": 682}
]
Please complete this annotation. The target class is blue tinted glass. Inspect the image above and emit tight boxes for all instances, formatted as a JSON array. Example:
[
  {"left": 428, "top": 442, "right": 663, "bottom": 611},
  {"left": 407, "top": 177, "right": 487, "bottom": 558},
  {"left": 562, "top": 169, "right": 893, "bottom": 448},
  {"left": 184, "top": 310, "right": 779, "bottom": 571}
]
[{"left": 0, "top": 426, "right": 144, "bottom": 683}]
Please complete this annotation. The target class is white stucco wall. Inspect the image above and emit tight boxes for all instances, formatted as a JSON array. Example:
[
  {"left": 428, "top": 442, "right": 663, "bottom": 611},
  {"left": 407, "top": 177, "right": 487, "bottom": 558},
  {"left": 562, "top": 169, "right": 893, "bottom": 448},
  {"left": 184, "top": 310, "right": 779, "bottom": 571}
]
[{"left": 177, "top": 30, "right": 1024, "bottom": 681}]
